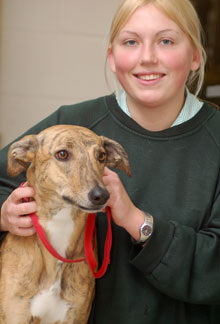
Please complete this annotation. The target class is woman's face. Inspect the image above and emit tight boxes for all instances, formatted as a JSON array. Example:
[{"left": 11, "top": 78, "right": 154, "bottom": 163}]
[{"left": 108, "top": 3, "right": 200, "bottom": 110}]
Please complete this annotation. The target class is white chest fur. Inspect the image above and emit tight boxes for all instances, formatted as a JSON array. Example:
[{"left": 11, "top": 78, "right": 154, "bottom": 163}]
[
  {"left": 46, "top": 207, "right": 74, "bottom": 257},
  {"left": 30, "top": 276, "right": 70, "bottom": 324},
  {"left": 30, "top": 208, "right": 75, "bottom": 323}
]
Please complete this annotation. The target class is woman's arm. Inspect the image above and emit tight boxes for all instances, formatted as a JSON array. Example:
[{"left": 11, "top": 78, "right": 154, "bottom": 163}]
[{"left": 104, "top": 167, "right": 220, "bottom": 305}]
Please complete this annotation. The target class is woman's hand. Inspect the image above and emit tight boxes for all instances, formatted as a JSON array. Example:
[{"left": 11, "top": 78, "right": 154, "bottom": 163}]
[
  {"left": 0, "top": 183, "right": 36, "bottom": 236},
  {"left": 103, "top": 167, "right": 144, "bottom": 241}
]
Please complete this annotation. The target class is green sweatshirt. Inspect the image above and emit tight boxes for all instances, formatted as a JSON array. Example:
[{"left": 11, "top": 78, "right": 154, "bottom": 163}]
[{"left": 1, "top": 94, "right": 220, "bottom": 323}]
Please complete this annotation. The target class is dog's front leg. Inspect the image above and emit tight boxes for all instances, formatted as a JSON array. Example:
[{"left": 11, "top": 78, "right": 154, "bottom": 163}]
[{"left": 0, "top": 235, "right": 44, "bottom": 324}]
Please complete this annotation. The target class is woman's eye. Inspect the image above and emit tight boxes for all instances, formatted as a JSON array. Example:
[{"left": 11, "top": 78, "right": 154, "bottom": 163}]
[
  {"left": 55, "top": 150, "right": 69, "bottom": 161},
  {"left": 125, "top": 39, "right": 137, "bottom": 46},
  {"left": 161, "top": 39, "right": 173, "bottom": 45},
  {"left": 98, "top": 152, "right": 106, "bottom": 162}
]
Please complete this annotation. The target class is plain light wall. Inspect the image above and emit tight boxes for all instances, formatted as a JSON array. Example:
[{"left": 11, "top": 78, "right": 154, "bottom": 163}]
[{"left": 0, "top": 0, "right": 121, "bottom": 147}]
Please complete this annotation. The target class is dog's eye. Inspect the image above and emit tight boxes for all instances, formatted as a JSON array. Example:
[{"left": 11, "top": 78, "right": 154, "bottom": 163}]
[
  {"left": 55, "top": 150, "right": 69, "bottom": 161},
  {"left": 98, "top": 152, "right": 106, "bottom": 162}
]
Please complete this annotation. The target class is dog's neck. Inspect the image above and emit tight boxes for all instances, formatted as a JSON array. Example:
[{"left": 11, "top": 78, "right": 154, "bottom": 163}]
[
  {"left": 44, "top": 207, "right": 75, "bottom": 258},
  {"left": 33, "top": 192, "right": 88, "bottom": 261}
]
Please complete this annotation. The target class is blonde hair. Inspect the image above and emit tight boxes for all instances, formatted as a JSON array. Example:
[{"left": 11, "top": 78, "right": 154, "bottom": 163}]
[{"left": 107, "top": 0, "right": 207, "bottom": 96}]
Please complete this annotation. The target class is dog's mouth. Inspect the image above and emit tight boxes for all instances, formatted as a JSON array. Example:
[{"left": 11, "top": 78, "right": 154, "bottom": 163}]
[
  {"left": 62, "top": 195, "right": 105, "bottom": 213},
  {"left": 62, "top": 195, "right": 76, "bottom": 205},
  {"left": 78, "top": 205, "right": 105, "bottom": 212}
]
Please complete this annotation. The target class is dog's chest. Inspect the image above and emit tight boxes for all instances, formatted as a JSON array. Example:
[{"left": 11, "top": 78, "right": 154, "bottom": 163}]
[
  {"left": 30, "top": 208, "right": 75, "bottom": 323},
  {"left": 30, "top": 275, "right": 70, "bottom": 324}
]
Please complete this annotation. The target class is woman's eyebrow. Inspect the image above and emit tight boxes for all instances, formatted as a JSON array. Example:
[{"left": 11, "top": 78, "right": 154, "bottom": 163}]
[
  {"left": 119, "top": 30, "right": 139, "bottom": 37},
  {"left": 119, "top": 29, "right": 180, "bottom": 37},
  {"left": 156, "top": 29, "right": 180, "bottom": 36}
]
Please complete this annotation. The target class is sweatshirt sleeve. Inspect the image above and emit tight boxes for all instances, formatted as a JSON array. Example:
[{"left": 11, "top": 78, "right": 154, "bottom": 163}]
[{"left": 130, "top": 188, "right": 220, "bottom": 305}]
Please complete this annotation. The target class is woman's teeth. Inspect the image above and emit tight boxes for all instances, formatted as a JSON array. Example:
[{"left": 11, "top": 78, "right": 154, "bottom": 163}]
[{"left": 138, "top": 74, "right": 161, "bottom": 80}]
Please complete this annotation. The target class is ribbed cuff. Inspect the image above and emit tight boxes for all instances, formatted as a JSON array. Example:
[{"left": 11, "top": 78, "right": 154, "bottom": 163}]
[{"left": 130, "top": 216, "right": 175, "bottom": 275}]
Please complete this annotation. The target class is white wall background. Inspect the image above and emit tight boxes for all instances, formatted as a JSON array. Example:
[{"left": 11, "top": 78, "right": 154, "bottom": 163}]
[{"left": 0, "top": 0, "right": 121, "bottom": 147}]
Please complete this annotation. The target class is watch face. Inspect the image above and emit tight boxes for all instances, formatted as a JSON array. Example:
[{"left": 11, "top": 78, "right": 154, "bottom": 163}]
[{"left": 142, "top": 225, "right": 152, "bottom": 237}]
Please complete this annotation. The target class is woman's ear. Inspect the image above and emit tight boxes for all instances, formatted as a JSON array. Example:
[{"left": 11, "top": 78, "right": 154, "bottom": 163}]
[
  {"left": 108, "top": 47, "right": 116, "bottom": 73},
  {"left": 190, "top": 48, "right": 200, "bottom": 71}
]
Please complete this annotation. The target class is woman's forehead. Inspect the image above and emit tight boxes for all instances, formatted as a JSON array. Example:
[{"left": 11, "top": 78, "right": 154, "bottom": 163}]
[{"left": 117, "top": 4, "right": 183, "bottom": 37}]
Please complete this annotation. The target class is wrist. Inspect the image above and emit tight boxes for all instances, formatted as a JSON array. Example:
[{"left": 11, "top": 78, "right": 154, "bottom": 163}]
[
  {"left": 120, "top": 207, "right": 148, "bottom": 241},
  {"left": 131, "top": 211, "right": 153, "bottom": 245}
]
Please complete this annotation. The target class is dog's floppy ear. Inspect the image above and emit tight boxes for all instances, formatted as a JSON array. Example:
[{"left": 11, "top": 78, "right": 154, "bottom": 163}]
[
  {"left": 101, "top": 136, "right": 132, "bottom": 177},
  {"left": 7, "top": 135, "right": 40, "bottom": 177}
]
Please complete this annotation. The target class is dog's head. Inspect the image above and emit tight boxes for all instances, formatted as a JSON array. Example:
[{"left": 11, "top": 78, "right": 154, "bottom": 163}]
[{"left": 7, "top": 125, "right": 131, "bottom": 212}]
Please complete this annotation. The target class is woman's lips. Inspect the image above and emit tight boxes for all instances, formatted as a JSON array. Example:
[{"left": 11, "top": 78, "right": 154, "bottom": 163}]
[{"left": 133, "top": 73, "right": 166, "bottom": 86}]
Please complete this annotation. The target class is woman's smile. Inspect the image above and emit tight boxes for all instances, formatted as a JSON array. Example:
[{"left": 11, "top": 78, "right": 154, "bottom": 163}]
[{"left": 134, "top": 72, "right": 166, "bottom": 83}]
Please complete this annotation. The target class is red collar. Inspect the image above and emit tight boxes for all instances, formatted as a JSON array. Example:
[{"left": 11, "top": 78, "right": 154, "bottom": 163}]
[{"left": 21, "top": 185, "right": 112, "bottom": 279}]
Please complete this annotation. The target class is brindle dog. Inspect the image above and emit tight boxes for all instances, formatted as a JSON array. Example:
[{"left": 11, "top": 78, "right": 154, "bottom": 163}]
[{"left": 0, "top": 125, "right": 131, "bottom": 324}]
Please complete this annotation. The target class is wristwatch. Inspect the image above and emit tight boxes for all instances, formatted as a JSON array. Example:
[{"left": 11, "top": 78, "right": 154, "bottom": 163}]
[{"left": 131, "top": 212, "right": 153, "bottom": 245}]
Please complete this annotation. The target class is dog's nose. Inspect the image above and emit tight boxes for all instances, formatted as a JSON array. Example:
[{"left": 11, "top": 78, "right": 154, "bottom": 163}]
[{"left": 88, "top": 186, "right": 110, "bottom": 206}]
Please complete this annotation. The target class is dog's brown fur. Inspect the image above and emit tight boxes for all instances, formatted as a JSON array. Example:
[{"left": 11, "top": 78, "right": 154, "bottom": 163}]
[{"left": 0, "top": 125, "right": 131, "bottom": 324}]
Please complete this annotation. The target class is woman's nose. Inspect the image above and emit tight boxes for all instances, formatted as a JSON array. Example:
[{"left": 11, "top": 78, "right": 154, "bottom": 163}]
[{"left": 139, "top": 44, "right": 158, "bottom": 65}]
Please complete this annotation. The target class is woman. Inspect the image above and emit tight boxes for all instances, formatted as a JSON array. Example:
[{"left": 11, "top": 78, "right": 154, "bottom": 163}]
[{"left": 1, "top": 0, "right": 220, "bottom": 323}]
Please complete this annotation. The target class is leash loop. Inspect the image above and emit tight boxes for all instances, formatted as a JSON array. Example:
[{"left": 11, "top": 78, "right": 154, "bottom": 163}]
[
  {"left": 31, "top": 212, "right": 87, "bottom": 263},
  {"left": 84, "top": 207, "right": 112, "bottom": 279}
]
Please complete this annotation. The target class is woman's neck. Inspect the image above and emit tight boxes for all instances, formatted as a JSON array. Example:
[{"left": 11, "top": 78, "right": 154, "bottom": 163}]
[{"left": 126, "top": 93, "right": 185, "bottom": 131}]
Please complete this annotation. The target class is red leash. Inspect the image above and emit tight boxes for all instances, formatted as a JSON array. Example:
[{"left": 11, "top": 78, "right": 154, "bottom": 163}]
[
  {"left": 84, "top": 207, "right": 112, "bottom": 279},
  {"left": 21, "top": 184, "right": 112, "bottom": 278},
  {"left": 30, "top": 211, "right": 86, "bottom": 263}
]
